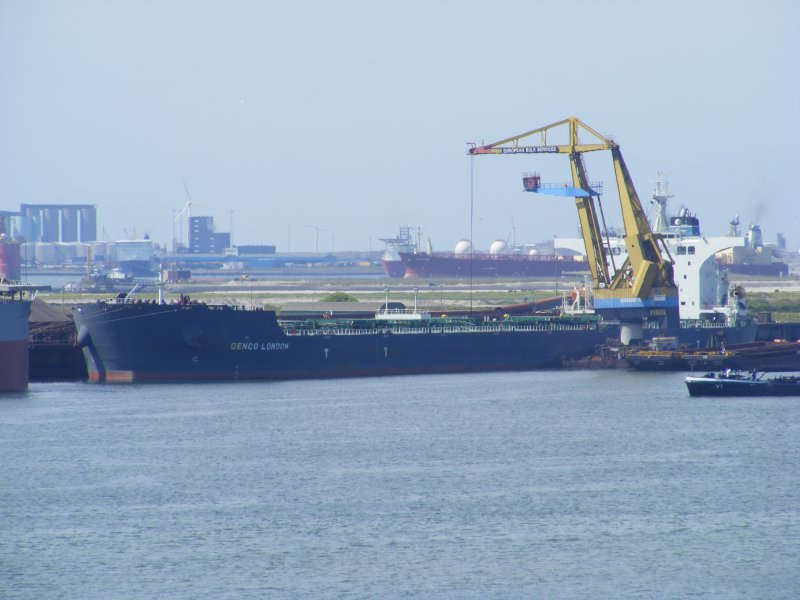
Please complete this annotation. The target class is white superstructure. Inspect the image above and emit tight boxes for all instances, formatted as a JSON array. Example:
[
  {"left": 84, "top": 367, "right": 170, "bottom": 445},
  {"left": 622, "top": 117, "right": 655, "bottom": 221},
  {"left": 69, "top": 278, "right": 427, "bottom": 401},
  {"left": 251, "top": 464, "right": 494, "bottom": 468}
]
[{"left": 555, "top": 175, "right": 749, "bottom": 325}]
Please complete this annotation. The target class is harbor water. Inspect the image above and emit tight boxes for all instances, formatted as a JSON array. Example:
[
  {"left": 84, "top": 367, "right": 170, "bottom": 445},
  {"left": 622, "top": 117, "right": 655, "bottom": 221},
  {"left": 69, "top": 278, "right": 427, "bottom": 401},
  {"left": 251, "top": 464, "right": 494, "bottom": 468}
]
[{"left": 1, "top": 371, "right": 798, "bottom": 598}]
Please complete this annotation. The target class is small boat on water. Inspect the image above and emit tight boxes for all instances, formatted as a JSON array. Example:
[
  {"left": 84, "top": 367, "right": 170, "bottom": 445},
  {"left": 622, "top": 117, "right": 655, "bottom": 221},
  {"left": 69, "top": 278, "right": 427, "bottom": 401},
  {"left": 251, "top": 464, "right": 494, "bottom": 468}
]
[{"left": 685, "top": 370, "right": 800, "bottom": 397}]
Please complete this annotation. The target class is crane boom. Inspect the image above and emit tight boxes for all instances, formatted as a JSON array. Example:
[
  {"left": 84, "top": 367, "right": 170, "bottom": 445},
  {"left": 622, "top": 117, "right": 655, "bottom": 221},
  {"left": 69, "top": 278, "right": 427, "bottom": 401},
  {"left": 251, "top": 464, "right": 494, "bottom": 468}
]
[{"left": 469, "top": 117, "right": 678, "bottom": 333}]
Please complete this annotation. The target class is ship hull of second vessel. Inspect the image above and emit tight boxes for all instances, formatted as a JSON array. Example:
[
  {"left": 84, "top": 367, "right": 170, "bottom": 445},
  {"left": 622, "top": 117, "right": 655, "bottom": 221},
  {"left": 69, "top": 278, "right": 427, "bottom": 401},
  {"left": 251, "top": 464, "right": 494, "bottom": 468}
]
[
  {"left": 400, "top": 252, "right": 585, "bottom": 278},
  {"left": 0, "top": 301, "right": 31, "bottom": 392}
]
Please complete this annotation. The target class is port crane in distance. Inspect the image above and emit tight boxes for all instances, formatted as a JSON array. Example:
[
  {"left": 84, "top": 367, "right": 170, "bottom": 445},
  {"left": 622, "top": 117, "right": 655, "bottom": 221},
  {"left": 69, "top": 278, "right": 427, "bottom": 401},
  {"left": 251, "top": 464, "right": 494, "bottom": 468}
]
[{"left": 468, "top": 116, "right": 678, "bottom": 343}]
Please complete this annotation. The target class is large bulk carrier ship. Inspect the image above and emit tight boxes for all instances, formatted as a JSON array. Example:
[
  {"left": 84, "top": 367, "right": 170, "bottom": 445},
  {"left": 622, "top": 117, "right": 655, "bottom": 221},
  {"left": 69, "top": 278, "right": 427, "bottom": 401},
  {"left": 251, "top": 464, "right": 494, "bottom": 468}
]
[
  {"left": 73, "top": 289, "right": 755, "bottom": 383},
  {"left": 73, "top": 117, "right": 758, "bottom": 383},
  {"left": 73, "top": 301, "right": 610, "bottom": 382}
]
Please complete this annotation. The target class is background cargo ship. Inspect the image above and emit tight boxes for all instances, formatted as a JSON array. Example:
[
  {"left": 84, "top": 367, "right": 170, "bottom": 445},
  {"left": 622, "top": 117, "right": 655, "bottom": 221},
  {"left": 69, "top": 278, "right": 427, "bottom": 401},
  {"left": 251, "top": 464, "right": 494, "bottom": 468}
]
[
  {"left": 400, "top": 240, "right": 584, "bottom": 279},
  {"left": 393, "top": 222, "right": 789, "bottom": 280},
  {"left": 379, "top": 226, "right": 416, "bottom": 278},
  {"left": 379, "top": 227, "right": 583, "bottom": 279},
  {"left": 381, "top": 177, "right": 789, "bottom": 281},
  {"left": 715, "top": 220, "right": 789, "bottom": 277}
]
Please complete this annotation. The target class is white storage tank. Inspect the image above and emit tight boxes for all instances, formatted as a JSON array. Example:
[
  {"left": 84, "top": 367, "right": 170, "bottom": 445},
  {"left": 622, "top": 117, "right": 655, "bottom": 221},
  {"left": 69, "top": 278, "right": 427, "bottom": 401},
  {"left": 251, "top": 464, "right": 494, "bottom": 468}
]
[
  {"left": 54, "top": 243, "right": 77, "bottom": 263},
  {"left": 91, "top": 242, "right": 107, "bottom": 261},
  {"left": 489, "top": 239, "right": 507, "bottom": 255},
  {"left": 34, "top": 242, "right": 57, "bottom": 265},
  {"left": 20, "top": 243, "right": 36, "bottom": 263},
  {"left": 73, "top": 243, "right": 90, "bottom": 259},
  {"left": 454, "top": 239, "right": 472, "bottom": 255}
]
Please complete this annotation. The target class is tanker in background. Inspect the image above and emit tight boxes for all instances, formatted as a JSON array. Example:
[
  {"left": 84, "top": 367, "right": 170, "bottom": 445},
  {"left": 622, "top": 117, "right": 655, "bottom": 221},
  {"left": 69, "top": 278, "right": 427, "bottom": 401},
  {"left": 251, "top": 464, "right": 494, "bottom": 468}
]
[
  {"left": 379, "top": 226, "right": 417, "bottom": 278},
  {"left": 378, "top": 225, "right": 584, "bottom": 279},
  {"left": 716, "top": 218, "right": 789, "bottom": 276},
  {"left": 398, "top": 238, "right": 584, "bottom": 278}
]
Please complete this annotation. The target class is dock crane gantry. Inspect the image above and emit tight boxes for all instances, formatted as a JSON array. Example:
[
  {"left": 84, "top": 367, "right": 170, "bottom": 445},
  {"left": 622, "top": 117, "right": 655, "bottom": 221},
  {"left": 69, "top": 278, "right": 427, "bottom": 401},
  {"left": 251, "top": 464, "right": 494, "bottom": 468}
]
[{"left": 468, "top": 117, "right": 679, "bottom": 341}]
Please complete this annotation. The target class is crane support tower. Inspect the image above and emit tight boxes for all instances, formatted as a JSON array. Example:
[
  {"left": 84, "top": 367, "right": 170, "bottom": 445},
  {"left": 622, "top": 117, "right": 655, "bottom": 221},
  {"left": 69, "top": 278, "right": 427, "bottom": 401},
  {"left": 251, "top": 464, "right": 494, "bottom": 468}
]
[{"left": 469, "top": 117, "right": 678, "bottom": 342}]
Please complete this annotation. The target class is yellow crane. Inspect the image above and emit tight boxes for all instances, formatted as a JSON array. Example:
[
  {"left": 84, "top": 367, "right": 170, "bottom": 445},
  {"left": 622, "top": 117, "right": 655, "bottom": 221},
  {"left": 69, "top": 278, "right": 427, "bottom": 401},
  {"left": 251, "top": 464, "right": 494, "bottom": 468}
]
[{"left": 469, "top": 117, "right": 678, "bottom": 340}]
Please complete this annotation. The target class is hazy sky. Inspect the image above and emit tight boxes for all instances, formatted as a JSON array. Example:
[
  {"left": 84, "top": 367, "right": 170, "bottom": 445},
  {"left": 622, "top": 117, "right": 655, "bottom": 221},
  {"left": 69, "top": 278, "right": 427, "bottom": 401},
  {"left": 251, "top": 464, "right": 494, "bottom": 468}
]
[{"left": 2, "top": 0, "right": 798, "bottom": 252}]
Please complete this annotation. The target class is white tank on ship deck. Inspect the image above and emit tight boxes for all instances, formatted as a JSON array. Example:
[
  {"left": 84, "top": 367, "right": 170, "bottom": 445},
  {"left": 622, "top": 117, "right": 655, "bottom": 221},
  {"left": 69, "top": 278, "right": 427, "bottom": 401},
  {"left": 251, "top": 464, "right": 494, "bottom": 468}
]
[
  {"left": 489, "top": 240, "right": 507, "bottom": 255},
  {"left": 454, "top": 240, "right": 472, "bottom": 255}
]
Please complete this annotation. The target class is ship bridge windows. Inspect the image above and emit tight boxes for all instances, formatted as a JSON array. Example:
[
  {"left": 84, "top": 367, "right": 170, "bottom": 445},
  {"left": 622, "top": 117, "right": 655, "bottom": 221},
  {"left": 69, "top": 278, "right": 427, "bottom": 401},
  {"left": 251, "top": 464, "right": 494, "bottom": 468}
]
[{"left": 676, "top": 245, "right": 696, "bottom": 255}]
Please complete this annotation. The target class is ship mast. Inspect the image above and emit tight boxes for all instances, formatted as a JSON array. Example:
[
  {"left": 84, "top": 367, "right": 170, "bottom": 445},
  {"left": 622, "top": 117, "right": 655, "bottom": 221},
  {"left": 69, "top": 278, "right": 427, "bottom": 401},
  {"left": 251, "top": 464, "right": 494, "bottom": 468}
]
[{"left": 650, "top": 173, "right": 673, "bottom": 234}]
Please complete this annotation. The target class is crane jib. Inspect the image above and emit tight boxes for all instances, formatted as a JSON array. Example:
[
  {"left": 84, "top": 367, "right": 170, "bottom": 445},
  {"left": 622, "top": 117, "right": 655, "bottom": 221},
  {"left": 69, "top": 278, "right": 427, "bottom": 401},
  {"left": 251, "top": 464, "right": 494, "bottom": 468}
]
[
  {"left": 527, "top": 186, "right": 597, "bottom": 198},
  {"left": 499, "top": 146, "right": 558, "bottom": 154}
]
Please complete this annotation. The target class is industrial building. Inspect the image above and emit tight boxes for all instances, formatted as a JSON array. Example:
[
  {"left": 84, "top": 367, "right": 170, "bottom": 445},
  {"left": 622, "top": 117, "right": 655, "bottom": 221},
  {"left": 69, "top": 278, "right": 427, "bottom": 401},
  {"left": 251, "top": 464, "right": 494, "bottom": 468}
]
[
  {"left": 1, "top": 204, "right": 97, "bottom": 243},
  {"left": 189, "top": 216, "right": 230, "bottom": 254}
]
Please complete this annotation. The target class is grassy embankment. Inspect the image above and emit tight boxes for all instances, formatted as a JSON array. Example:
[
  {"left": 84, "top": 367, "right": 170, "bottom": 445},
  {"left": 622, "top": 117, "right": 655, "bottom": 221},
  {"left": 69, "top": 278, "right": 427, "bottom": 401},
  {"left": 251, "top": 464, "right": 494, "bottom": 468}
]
[{"left": 745, "top": 291, "right": 800, "bottom": 322}]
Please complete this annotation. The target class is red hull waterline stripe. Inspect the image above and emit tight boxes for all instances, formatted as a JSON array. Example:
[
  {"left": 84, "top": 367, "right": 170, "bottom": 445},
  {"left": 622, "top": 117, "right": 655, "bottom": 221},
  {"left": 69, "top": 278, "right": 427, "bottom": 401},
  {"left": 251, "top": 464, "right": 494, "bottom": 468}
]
[
  {"left": 87, "top": 363, "right": 564, "bottom": 383},
  {"left": 87, "top": 370, "right": 135, "bottom": 383}
]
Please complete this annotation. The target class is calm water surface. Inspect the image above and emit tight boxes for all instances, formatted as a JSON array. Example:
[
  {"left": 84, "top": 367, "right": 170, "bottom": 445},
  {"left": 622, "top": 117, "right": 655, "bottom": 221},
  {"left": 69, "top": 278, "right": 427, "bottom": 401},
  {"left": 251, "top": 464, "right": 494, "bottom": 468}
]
[{"left": 1, "top": 371, "right": 798, "bottom": 598}]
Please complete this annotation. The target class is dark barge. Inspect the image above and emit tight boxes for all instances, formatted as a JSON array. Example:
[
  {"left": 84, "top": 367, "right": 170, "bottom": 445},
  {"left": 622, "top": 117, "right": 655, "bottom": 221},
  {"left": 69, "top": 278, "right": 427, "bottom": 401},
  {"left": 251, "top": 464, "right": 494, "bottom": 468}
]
[{"left": 686, "top": 371, "right": 800, "bottom": 397}]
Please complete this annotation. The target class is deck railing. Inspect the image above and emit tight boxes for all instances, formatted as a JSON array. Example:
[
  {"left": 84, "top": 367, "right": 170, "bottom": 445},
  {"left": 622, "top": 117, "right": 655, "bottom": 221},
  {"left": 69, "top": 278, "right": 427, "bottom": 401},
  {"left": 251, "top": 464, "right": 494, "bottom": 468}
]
[{"left": 284, "top": 321, "right": 598, "bottom": 337}]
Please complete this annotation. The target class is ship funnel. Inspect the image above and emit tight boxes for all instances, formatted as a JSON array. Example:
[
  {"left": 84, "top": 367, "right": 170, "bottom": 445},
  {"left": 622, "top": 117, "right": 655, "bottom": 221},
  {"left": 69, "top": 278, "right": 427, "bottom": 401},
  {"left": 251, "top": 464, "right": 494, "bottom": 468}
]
[{"left": 746, "top": 225, "right": 762, "bottom": 249}]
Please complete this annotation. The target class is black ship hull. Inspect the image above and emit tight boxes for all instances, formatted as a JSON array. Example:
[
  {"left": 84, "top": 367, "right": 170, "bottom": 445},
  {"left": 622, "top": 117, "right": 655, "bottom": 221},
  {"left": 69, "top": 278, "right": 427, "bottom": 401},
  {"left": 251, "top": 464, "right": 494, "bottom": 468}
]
[
  {"left": 686, "top": 374, "right": 800, "bottom": 397},
  {"left": 73, "top": 303, "right": 612, "bottom": 383}
]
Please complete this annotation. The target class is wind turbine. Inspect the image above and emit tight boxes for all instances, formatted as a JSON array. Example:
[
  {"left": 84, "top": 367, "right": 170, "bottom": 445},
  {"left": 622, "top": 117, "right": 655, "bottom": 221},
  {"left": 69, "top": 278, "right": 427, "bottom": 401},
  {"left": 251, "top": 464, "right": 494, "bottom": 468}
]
[
  {"left": 304, "top": 225, "right": 328, "bottom": 254},
  {"left": 173, "top": 200, "right": 193, "bottom": 251},
  {"left": 507, "top": 217, "right": 517, "bottom": 247},
  {"left": 173, "top": 180, "right": 210, "bottom": 251}
]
